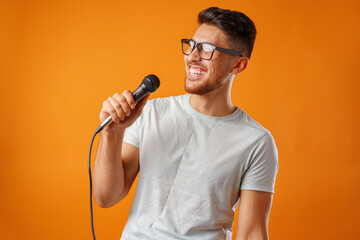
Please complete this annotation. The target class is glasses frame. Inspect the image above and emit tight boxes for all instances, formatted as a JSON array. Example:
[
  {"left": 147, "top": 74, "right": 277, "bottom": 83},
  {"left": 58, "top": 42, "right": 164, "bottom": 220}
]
[{"left": 181, "top": 38, "right": 243, "bottom": 60}]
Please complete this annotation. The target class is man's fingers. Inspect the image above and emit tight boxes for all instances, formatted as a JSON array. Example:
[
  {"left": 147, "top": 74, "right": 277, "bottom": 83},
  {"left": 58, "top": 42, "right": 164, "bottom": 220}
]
[
  {"left": 99, "top": 91, "right": 149, "bottom": 128},
  {"left": 112, "top": 92, "right": 132, "bottom": 117},
  {"left": 102, "top": 99, "right": 120, "bottom": 123},
  {"left": 111, "top": 96, "right": 128, "bottom": 122},
  {"left": 122, "top": 90, "right": 135, "bottom": 110}
]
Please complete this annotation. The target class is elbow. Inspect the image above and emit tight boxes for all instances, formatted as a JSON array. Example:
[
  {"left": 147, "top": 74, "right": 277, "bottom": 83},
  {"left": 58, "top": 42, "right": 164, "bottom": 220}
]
[
  {"left": 93, "top": 188, "right": 128, "bottom": 208},
  {"left": 95, "top": 198, "right": 115, "bottom": 208},
  {"left": 94, "top": 195, "right": 116, "bottom": 208},
  {"left": 93, "top": 190, "right": 118, "bottom": 208}
]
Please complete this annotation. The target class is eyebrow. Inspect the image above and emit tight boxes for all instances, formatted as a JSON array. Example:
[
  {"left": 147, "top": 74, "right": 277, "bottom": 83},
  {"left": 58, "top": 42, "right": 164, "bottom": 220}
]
[{"left": 190, "top": 38, "right": 216, "bottom": 45}]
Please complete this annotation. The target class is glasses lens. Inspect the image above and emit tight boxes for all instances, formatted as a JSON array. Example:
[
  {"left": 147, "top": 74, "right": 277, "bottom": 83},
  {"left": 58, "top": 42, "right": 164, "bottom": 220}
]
[
  {"left": 182, "top": 39, "right": 194, "bottom": 55},
  {"left": 198, "top": 43, "right": 215, "bottom": 60}
]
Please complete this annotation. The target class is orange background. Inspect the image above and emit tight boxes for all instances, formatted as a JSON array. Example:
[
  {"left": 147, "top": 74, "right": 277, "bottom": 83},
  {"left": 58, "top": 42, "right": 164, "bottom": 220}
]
[{"left": 1, "top": 0, "right": 359, "bottom": 239}]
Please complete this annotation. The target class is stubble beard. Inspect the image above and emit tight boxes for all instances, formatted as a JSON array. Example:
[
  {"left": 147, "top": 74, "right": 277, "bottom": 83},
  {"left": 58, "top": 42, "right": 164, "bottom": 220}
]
[{"left": 184, "top": 76, "right": 224, "bottom": 95}]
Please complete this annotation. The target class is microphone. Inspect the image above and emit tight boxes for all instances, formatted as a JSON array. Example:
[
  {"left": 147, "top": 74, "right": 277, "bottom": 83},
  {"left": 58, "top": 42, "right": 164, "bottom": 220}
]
[{"left": 95, "top": 74, "right": 160, "bottom": 134}]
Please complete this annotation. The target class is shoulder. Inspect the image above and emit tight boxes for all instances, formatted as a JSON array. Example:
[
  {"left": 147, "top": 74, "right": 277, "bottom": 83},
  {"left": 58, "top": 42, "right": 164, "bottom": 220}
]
[
  {"left": 144, "top": 94, "right": 189, "bottom": 112},
  {"left": 147, "top": 94, "right": 188, "bottom": 105},
  {"left": 233, "top": 108, "right": 275, "bottom": 143},
  {"left": 239, "top": 111, "right": 278, "bottom": 168}
]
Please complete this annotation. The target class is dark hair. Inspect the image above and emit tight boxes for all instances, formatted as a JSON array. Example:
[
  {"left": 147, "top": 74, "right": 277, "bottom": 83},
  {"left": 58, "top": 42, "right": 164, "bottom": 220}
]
[{"left": 198, "top": 7, "right": 256, "bottom": 59}]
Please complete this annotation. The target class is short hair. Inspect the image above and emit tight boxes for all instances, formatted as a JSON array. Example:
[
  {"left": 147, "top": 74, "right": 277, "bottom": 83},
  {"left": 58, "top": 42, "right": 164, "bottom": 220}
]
[{"left": 198, "top": 7, "right": 257, "bottom": 59}]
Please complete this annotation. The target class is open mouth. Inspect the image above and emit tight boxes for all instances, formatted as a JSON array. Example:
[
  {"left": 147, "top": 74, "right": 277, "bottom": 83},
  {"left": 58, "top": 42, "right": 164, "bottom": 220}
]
[
  {"left": 190, "top": 66, "right": 206, "bottom": 75},
  {"left": 188, "top": 66, "right": 207, "bottom": 79}
]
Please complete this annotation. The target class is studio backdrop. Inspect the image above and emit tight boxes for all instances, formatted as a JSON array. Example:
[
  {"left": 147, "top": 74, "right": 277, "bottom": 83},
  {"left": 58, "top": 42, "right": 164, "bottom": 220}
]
[{"left": 1, "top": 0, "right": 359, "bottom": 239}]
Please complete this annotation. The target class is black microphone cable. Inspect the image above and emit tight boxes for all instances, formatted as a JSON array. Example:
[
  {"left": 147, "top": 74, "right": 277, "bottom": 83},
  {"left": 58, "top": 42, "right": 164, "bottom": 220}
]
[{"left": 88, "top": 130, "right": 98, "bottom": 240}]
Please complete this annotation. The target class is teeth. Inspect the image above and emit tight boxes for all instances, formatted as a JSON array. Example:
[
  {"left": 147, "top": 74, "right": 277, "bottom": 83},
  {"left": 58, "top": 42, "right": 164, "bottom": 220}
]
[{"left": 190, "top": 67, "right": 205, "bottom": 75}]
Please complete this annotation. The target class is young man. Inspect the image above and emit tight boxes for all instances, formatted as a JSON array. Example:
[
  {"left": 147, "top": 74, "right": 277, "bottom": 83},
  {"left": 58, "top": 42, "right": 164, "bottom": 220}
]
[{"left": 93, "top": 7, "right": 278, "bottom": 240}]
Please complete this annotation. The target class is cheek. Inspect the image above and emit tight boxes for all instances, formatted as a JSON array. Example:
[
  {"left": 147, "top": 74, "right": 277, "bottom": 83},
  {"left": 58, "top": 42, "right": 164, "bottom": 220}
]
[
  {"left": 207, "top": 62, "right": 222, "bottom": 76},
  {"left": 217, "top": 59, "right": 233, "bottom": 74}
]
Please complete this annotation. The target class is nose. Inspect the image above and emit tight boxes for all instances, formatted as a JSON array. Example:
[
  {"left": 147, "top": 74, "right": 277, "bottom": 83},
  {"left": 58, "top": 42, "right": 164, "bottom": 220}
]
[{"left": 186, "top": 46, "right": 202, "bottom": 62}]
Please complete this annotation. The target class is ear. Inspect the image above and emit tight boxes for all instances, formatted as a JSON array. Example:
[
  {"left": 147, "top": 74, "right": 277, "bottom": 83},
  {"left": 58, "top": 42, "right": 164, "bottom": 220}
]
[{"left": 230, "top": 57, "right": 249, "bottom": 75}]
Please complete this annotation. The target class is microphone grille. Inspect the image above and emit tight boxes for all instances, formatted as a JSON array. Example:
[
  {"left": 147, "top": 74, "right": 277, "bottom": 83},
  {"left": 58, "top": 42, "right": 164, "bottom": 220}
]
[{"left": 143, "top": 74, "right": 160, "bottom": 92}]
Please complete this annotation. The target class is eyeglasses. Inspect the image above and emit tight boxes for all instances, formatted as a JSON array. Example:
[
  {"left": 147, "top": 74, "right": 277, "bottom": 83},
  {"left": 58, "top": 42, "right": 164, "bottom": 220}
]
[{"left": 181, "top": 38, "right": 243, "bottom": 60}]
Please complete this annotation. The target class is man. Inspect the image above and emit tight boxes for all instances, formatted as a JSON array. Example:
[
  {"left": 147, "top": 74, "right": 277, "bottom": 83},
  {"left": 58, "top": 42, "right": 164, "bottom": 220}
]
[{"left": 93, "top": 7, "right": 278, "bottom": 240}]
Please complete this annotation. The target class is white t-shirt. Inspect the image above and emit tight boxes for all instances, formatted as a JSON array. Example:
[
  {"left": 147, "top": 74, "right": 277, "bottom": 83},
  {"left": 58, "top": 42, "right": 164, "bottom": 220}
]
[{"left": 121, "top": 94, "right": 278, "bottom": 240}]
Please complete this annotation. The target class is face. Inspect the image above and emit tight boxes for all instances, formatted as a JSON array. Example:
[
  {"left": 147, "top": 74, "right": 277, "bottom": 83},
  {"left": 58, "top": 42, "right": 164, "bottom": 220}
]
[{"left": 184, "top": 24, "right": 239, "bottom": 95}]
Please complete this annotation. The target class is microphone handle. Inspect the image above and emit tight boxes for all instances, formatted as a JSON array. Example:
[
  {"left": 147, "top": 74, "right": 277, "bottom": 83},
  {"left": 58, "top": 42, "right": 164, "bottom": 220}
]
[{"left": 95, "top": 84, "right": 149, "bottom": 134}]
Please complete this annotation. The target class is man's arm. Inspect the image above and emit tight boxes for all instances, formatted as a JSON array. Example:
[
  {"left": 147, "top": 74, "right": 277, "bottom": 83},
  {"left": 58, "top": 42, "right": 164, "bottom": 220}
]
[
  {"left": 235, "top": 190, "right": 273, "bottom": 240},
  {"left": 92, "top": 91, "right": 149, "bottom": 208},
  {"left": 93, "top": 135, "right": 140, "bottom": 208}
]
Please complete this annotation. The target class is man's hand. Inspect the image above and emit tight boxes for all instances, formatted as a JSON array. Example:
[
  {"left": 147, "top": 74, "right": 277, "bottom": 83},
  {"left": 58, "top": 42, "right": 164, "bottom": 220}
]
[{"left": 99, "top": 90, "right": 149, "bottom": 133}]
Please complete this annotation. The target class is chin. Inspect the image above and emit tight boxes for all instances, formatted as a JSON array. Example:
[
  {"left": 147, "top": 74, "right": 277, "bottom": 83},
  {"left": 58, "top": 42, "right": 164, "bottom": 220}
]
[
  {"left": 184, "top": 79, "right": 212, "bottom": 95},
  {"left": 184, "top": 75, "right": 224, "bottom": 95}
]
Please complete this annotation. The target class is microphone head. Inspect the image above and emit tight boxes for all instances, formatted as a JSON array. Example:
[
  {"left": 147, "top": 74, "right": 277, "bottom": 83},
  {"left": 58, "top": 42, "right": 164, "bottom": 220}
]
[{"left": 142, "top": 74, "right": 160, "bottom": 93}]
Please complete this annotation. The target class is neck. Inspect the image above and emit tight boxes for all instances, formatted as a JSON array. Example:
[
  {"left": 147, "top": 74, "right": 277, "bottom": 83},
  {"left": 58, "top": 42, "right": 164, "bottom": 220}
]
[{"left": 189, "top": 78, "right": 236, "bottom": 117}]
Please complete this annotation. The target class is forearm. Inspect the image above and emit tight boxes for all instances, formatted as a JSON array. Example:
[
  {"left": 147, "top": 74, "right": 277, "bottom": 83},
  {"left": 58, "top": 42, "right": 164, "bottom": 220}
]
[{"left": 93, "top": 130, "right": 125, "bottom": 208}]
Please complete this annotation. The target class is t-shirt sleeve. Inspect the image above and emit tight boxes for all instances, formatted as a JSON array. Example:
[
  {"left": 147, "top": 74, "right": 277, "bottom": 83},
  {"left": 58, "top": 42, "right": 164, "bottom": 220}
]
[
  {"left": 123, "top": 109, "right": 143, "bottom": 148},
  {"left": 123, "top": 100, "right": 153, "bottom": 148},
  {"left": 240, "top": 131, "right": 279, "bottom": 194}
]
